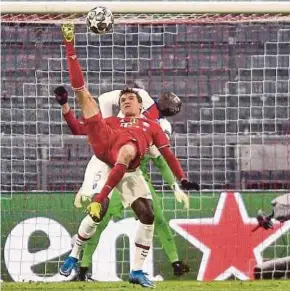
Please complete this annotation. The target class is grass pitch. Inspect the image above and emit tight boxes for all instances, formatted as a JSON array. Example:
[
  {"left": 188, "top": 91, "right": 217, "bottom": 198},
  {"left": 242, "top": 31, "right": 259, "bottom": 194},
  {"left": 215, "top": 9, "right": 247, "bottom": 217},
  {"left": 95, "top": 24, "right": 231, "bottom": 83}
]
[{"left": 2, "top": 280, "right": 290, "bottom": 291}]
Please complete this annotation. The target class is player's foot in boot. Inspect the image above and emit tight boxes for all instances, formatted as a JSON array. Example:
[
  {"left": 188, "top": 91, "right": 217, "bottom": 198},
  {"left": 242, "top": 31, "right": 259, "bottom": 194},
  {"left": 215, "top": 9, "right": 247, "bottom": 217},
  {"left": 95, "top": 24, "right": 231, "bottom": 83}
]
[
  {"left": 172, "top": 260, "right": 190, "bottom": 276},
  {"left": 61, "top": 23, "right": 74, "bottom": 42},
  {"left": 59, "top": 256, "right": 78, "bottom": 277},
  {"left": 78, "top": 266, "right": 88, "bottom": 281},
  {"left": 77, "top": 266, "right": 95, "bottom": 281},
  {"left": 129, "top": 270, "right": 155, "bottom": 288}
]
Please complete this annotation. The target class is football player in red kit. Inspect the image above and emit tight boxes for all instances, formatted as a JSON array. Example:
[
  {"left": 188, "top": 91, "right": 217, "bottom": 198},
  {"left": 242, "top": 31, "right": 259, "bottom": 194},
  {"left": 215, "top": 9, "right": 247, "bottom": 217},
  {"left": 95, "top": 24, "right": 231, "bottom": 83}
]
[{"left": 59, "top": 23, "right": 198, "bottom": 288}]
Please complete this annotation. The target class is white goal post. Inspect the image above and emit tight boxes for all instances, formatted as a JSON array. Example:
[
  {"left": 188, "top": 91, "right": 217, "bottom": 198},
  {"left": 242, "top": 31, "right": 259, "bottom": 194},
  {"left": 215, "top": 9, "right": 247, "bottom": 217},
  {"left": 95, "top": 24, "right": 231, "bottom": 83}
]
[
  {"left": 1, "top": 1, "right": 290, "bottom": 14},
  {"left": 1, "top": 1, "right": 290, "bottom": 24}
]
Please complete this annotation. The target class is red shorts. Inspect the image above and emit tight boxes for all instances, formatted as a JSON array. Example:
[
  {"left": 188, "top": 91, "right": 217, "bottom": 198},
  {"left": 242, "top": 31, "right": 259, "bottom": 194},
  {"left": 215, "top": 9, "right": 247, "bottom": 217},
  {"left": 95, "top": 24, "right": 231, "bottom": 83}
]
[{"left": 84, "top": 113, "right": 142, "bottom": 169}]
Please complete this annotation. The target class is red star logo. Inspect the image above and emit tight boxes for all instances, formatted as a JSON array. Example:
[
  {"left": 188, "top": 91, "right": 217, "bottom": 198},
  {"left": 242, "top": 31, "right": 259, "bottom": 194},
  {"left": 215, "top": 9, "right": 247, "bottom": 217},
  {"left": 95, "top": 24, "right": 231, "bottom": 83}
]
[{"left": 170, "top": 192, "right": 290, "bottom": 281}]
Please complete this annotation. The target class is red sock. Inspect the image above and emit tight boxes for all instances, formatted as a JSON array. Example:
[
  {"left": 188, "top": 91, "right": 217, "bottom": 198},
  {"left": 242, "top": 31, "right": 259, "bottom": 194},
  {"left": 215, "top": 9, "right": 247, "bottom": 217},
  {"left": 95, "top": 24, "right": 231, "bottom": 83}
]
[
  {"left": 94, "top": 163, "right": 128, "bottom": 203},
  {"left": 65, "top": 41, "right": 85, "bottom": 91}
]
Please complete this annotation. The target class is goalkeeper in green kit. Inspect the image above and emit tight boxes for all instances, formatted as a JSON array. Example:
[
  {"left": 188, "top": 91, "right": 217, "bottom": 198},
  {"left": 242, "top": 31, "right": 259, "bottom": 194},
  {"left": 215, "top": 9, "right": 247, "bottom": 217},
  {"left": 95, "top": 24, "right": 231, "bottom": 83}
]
[{"left": 54, "top": 85, "right": 193, "bottom": 281}]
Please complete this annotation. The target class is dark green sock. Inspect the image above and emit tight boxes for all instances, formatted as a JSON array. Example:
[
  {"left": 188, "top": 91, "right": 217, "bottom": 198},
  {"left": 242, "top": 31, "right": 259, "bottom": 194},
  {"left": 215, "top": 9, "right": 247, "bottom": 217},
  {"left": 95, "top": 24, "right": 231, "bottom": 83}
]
[{"left": 150, "top": 184, "right": 179, "bottom": 263}]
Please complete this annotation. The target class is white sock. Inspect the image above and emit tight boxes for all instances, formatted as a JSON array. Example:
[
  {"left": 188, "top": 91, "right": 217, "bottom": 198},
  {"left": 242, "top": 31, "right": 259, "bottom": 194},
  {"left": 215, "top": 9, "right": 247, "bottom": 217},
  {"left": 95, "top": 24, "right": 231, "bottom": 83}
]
[
  {"left": 133, "top": 222, "right": 154, "bottom": 271},
  {"left": 70, "top": 215, "right": 98, "bottom": 259}
]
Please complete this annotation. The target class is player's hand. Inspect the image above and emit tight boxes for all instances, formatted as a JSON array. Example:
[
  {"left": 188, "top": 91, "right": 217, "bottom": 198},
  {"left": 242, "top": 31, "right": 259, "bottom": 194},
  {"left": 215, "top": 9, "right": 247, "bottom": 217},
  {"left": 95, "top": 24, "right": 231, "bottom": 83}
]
[
  {"left": 181, "top": 179, "right": 200, "bottom": 191},
  {"left": 74, "top": 192, "right": 82, "bottom": 208},
  {"left": 87, "top": 202, "right": 102, "bottom": 219},
  {"left": 172, "top": 182, "right": 189, "bottom": 209},
  {"left": 257, "top": 210, "right": 273, "bottom": 229},
  {"left": 54, "top": 86, "right": 68, "bottom": 105}
]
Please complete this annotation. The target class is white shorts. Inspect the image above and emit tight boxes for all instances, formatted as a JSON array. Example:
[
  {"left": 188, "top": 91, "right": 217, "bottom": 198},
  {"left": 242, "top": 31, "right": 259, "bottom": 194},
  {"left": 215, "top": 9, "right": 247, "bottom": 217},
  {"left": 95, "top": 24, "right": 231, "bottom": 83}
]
[
  {"left": 79, "top": 155, "right": 110, "bottom": 198},
  {"left": 116, "top": 168, "right": 152, "bottom": 208},
  {"left": 79, "top": 155, "right": 152, "bottom": 208}
]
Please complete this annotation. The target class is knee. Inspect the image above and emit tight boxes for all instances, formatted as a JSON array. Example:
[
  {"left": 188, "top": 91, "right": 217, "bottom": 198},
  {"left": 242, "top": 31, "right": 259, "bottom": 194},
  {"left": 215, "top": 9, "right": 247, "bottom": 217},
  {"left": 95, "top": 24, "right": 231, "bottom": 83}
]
[
  {"left": 118, "top": 144, "right": 136, "bottom": 165},
  {"left": 83, "top": 215, "right": 98, "bottom": 228},
  {"left": 78, "top": 215, "right": 98, "bottom": 239},
  {"left": 139, "top": 210, "right": 155, "bottom": 225},
  {"left": 132, "top": 198, "right": 155, "bottom": 224}
]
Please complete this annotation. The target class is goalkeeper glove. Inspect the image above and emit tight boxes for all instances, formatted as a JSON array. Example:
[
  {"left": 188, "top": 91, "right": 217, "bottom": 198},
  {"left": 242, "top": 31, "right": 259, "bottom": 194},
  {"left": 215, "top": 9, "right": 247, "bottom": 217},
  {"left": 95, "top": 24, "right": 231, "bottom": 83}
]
[
  {"left": 54, "top": 86, "right": 68, "bottom": 105},
  {"left": 87, "top": 202, "right": 102, "bottom": 219},
  {"left": 181, "top": 179, "right": 200, "bottom": 191},
  {"left": 74, "top": 192, "right": 82, "bottom": 208},
  {"left": 74, "top": 192, "right": 91, "bottom": 209},
  {"left": 172, "top": 182, "right": 189, "bottom": 209}
]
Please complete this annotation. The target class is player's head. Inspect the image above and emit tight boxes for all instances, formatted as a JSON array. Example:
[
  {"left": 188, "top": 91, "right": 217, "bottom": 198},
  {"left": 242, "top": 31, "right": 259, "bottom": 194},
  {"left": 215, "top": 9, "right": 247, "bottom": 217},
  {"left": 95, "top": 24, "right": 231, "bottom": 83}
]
[
  {"left": 157, "top": 92, "right": 181, "bottom": 116},
  {"left": 119, "top": 87, "right": 143, "bottom": 117}
]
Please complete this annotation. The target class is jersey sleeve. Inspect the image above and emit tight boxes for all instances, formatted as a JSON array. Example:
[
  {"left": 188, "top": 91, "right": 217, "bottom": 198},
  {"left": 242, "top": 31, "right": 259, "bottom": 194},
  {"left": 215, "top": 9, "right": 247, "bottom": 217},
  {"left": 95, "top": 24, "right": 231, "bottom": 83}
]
[
  {"left": 151, "top": 122, "right": 185, "bottom": 181},
  {"left": 158, "top": 147, "right": 185, "bottom": 181},
  {"left": 98, "top": 91, "right": 120, "bottom": 118},
  {"left": 143, "top": 104, "right": 160, "bottom": 120},
  {"left": 63, "top": 110, "right": 87, "bottom": 135}
]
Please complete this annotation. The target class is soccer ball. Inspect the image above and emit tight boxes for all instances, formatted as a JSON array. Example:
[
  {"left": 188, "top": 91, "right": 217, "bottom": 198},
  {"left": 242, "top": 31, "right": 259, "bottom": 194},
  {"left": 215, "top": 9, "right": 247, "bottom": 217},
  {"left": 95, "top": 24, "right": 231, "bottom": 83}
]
[{"left": 86, "top": 6, "right": 114, "bottom": 34}]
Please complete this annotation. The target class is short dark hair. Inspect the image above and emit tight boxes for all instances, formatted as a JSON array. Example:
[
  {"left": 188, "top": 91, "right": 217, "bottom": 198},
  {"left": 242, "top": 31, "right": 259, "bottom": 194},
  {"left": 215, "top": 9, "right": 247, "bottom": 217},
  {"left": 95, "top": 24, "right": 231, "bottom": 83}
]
[
  {"left": 157, "top": 92, "right": 182, "bottom": 116},
  {"left": 119, "top": 87, "right": 142, "bottom": 105}
]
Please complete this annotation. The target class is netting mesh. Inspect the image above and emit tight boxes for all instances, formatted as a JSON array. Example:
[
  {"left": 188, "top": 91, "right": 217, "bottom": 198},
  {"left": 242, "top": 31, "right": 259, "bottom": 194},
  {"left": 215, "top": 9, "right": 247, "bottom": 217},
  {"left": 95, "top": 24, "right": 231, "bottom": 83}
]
[
  {"left": 1, "top": 17, "right": 290, "bottom": 193},
  {"left": 2, "top": 12, "right": 290, "bottom": 24},
  {"left": 1, "top": 12, "right": 290, "bottom": 283}
]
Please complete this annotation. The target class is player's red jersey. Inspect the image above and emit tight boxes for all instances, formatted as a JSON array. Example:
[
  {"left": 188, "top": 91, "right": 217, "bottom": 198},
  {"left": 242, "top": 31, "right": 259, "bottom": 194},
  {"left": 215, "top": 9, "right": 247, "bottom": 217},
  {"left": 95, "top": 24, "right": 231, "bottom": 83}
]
[
  {"left": 64, "top": 110, "right": 185, "bottom": 180},
  {"left": 106, "top": 116, "right": 169, "bottom": 155},
  {"left": 64, "top": 110, "right": 168, "bottom": 156},
  {"left": 83, "top": 114, "right": 169, "bottom": 169}
]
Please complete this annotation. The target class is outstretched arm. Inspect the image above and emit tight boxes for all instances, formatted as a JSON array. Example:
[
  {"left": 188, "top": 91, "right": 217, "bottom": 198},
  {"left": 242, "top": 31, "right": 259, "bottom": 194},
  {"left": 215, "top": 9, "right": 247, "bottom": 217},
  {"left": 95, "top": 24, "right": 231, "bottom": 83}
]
[
  {"left": 158, "top": 147, "right": 198, "bottom": 190},
  {"left": 54, "top": 86, "right": 87, "bottom": 135},
  {"left": 152, "top": 124, "right": 199, "bottom": 191},
  {"left": 158, "top": 146, "right": 185, "bottom": 181},
  {"left": 152, "top": 155, "right": 189, "bottom": 209},
  {"left": 63, "top": 110, "right": 87, "bottom": 135}
]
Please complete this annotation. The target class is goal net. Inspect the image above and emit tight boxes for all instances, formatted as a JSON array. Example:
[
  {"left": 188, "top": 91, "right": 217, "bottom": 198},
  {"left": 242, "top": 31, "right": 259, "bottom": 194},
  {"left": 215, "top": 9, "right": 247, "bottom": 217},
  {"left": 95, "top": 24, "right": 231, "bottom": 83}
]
[{"left": 1, "top": 1, "right": 290, "bottom": 282}]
